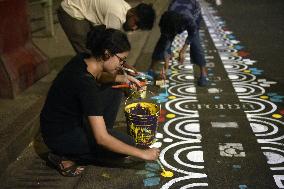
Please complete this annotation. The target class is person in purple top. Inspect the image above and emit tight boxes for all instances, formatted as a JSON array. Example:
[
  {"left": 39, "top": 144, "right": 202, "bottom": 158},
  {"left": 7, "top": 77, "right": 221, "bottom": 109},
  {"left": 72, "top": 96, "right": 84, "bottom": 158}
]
[{"left": 149, "top": 0, "right": 208, "bottom": 86}]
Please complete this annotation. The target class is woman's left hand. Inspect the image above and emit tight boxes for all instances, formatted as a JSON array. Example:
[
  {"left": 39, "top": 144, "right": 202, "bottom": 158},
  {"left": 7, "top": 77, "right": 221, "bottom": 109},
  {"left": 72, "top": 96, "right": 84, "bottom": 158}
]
[
  {"left": 126, "top": 75, "right": 141, "bottom": 90},
  {"left": 123, "top": 63, "right": 138, "bottom": 76}
]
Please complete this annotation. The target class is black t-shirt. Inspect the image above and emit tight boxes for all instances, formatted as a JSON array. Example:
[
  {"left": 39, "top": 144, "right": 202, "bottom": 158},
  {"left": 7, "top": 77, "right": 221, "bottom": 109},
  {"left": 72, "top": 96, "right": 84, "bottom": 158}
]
[{"left": 40, "top": 53, "right": 110, "bottom": 137}]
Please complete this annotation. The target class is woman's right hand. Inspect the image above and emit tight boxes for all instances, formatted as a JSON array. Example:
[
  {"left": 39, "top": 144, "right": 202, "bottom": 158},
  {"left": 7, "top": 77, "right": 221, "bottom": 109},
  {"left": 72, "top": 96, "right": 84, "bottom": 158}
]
[{"left": 141, "top": 148, "right": 160, "bottom": 161}]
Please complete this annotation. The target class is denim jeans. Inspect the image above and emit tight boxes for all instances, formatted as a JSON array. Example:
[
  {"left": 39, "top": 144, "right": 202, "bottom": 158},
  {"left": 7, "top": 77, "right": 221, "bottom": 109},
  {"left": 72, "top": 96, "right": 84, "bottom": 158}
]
[{"left": 152, "top": 29, "right": 206, "bottom": 67}]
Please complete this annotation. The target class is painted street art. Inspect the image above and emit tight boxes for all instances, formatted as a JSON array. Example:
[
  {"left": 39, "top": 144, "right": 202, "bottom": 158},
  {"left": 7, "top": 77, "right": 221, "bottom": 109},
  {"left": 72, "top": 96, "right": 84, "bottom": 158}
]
[{"left": 141, "top": 0, "right": 283, "bottom": 188}]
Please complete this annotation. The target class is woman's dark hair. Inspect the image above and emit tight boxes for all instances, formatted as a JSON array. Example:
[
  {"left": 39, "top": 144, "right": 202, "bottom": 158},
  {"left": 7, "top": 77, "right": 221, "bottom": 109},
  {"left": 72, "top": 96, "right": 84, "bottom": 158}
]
[
  {"left": 86, "top": 25, "right": 131, "bottom": 59},
  {"left": 134, "top": 3, "right": 156, "bottom": 30},
  {"left": 159, "top": 11, "right": 187, "bottom": 39}
]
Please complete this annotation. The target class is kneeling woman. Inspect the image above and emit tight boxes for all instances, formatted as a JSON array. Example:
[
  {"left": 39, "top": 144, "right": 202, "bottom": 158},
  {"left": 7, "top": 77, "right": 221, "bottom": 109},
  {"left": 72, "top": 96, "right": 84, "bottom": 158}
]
[{"left": 40, "top": 25, "right": 160, "bottom": 177}]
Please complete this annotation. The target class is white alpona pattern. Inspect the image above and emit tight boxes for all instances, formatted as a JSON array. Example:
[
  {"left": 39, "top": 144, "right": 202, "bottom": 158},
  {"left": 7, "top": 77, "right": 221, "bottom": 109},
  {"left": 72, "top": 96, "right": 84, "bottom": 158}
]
[
  {"left": 200, "top": 0, "right": 284, "bottom": 187},
  {"left": 159, "top": 1, "right": 283, "bottom": 188}
]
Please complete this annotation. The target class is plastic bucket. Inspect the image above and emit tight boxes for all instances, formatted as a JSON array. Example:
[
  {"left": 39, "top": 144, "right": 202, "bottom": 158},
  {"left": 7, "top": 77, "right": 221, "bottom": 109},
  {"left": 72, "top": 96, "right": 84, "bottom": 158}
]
[{"left": 124, "top": 102, "right": 160, "bottom": 147}]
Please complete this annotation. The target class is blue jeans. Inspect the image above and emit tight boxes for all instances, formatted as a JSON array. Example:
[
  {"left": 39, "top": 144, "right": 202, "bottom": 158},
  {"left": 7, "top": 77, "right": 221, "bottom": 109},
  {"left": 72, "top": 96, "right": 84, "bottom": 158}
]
[{"left": 152, "top": 31, "right": 206, "bottom": 67}]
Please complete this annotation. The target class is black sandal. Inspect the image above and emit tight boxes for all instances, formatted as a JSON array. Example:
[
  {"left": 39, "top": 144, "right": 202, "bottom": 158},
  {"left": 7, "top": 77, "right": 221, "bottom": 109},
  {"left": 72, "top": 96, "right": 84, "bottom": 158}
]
[{"left": 48, "top": 152, "right": 84, "bottom": 177}]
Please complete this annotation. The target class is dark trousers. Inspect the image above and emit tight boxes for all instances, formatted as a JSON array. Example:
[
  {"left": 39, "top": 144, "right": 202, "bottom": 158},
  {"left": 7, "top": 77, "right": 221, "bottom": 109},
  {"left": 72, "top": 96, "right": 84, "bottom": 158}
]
[
  {"left": 42, "top": 87, "right": 135, "bottom": 162},
  {"left": 57, "top": 6, "right": 92, "bottom": 53}
]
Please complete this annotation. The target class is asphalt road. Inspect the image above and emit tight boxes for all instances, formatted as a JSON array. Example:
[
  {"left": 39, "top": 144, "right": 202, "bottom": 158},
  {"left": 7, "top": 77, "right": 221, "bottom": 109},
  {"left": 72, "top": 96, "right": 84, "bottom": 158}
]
[{"left": 1, "top": 0, "right": 283, "bottom": 189}]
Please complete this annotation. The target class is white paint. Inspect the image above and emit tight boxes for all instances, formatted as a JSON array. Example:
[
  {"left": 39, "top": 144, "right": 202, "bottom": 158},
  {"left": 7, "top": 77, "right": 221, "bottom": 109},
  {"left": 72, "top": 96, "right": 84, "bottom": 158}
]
[
  {"left": 250, "top": 123, "right": 269, "bottom": 133},
  {"left": 161, "top": 175, "right": 208, "bottom": 189},
  {"left": 149, "top": 142, "right": 162, "bottom": 148},
  {"left": 260, "top": 84, "right": 271, "bottom": 87},
  {"left": 228, "top": 74, "right": 239, "bottom": 80},
  {"left": 208, "top": 88, "right": 223, "bottom": 94},
  {"left": 241, "top": 98, "right": 277, "bottom": 116},
  {"left": 219, "top": 143, "right": 246, "bottom": 157},
  {"left": 165, "top": 98, "right": 199, "bottom": 116},
  {"left": 186, "top": 151, "right": 204, "bottom": 163},
  {"left": 180, "top": 183, "right": 208, "bottom": 189},
  {"left": 273, "top": 175, "right": 284, "bottom": 188},
  {"left": 163, "top": 138, "right": 173, "bottom": 143},
  {"left": 185, "top": 75, "right": 194, "bottom": 80},
  {"left": 206, "top": 62, "right": 215, "bottom": 67},
  {"left": 263, "top": 152, "right": 284, "bottom": 165},
  {"left": 234, "top": 87, "right": 247, "bottom": 93},
  {"left": 233, "top": 84, "right": 266, "bottom": 97},
  {"left": 175, "top": 147, "right": 204, "bottom": 169},
  {"left": 185, "top": 87, "right": 196, "bottom": 93},
  {"left": 184, "top": 65, "right": 193, "bottom": 69},
  {"left": 160, "top": 141, "right": 203, "bottom": 175},
  {"left": 211, "top": 122, "right": 239, "bottom": 128},
  {"left": 168, "top": 84, "right": 197, "bottom": 97},
  {"left": 156, "top": 133, "right": 163, "bottom": 138},
  {"left": 249, "top": 117, "right": 282, "bottom": 137},
  {"left": 184, "top": 123, "right": 200, "bottom": 133},
  {"left": 224, "top": 65, "right": 233, "bottom": 69},
  {"left": 164, "top": 117, "right": 201, "bottom": 140}
]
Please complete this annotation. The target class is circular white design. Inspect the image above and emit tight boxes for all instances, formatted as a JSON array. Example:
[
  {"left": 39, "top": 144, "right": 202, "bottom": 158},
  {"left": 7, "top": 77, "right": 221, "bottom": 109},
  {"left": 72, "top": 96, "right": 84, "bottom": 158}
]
[
  {"left": 224, "top": 63, "right": 248, "bottom": 72},
  {"left": 169, "top": 73, "right": 196, "bottom": 83},
  {"left": 161, "top": 176, "right": 208, "bottom": 189},
  {"left": 233, "top": 84, "right": 265, "bottom": 97},
  {"left": 165, "top": 98, "right": 199, "bottom": 116},
  {"left": 241, "top": 98, "right": 277, "bottom": 116},
  {"left": 248, "top": 116, "right": 283, "bottom": 137},
  {"left": 160, "top": 141, "right": 204, "bottom": 175},
  {"left": 228, "top": 72, "right": 256, "bottom": 83},
  {"left": 249, "top": 116, "right": 284, "bottom": 145},
  {"left": 164, "top": 117, "right": 201, "bottom": 140},
  {"left": 168, "top": 83, "right": 197, "bottom": 97},
  {"left": 171, "top": 65, "right": 193, "bottom": 74}
]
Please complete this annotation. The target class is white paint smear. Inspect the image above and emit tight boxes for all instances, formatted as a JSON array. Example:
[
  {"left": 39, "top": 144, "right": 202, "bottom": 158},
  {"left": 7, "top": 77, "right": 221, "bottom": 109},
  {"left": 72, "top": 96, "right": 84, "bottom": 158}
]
[
  {"left": 156, "top": 133, "right": 163, "bottom": 138},
  {"left": 211, "top": 122, "right": 239, "bottom": 128},
  {"left": 250, "top": 123, "right": 269, "bottom": 133},
  {"left": 273, "top": 175, "right": 284, "bottom": 188},
  {"left": 163, "top": 138, "right": 173, "bottom": 143},
  {"left": 186, "top": 151, "right": 204, "bottom": 163},
  {"left": 184, "top": 123, "right": 200, "bottom": 132},
  {"left": 149, "top": 142, "right": 162, "bottom": 148},
  {"left": 234, "top": 87, "right": 247, "bottom": 93},
  {"left": 264, "top": 152, "right": 284, "bottom": 165},
  {"left": 185, "top": 87, "right": 196, "bottom": 93}
]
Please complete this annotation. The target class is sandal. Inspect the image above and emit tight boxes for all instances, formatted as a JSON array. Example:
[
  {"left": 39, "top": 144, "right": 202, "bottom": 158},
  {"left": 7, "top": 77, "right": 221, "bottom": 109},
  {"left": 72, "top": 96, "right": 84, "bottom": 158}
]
[{"left": 48, "top": 152, "right": 84, "bottom": 177}]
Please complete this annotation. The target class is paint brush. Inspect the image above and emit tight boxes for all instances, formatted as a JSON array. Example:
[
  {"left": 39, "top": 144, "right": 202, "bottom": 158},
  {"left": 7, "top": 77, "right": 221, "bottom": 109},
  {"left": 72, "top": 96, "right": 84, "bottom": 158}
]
[
  {"left": 156, "top": 159, "right": 174, "bottom": 178},
  {"left": 161, "top": 67, "right": 168, "bottom": 96},
  {"left": 112, "top": 81, "right": 146, "bottom": 88},
  {"left": 122, "top": 67, "right": 136, "bottom": 74},
  {"left": 156, "top": 159, "right": 166, "bottom": 172}
]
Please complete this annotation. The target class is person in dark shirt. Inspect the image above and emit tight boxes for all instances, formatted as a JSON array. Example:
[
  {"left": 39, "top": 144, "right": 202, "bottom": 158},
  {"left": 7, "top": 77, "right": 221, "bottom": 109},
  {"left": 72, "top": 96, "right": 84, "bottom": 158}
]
[
  {"left": 149, "top": 0, "right": 208, "bottom": 86},
  {"left": 40, "top": 25, "right": 160, "bottom": 177}
]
